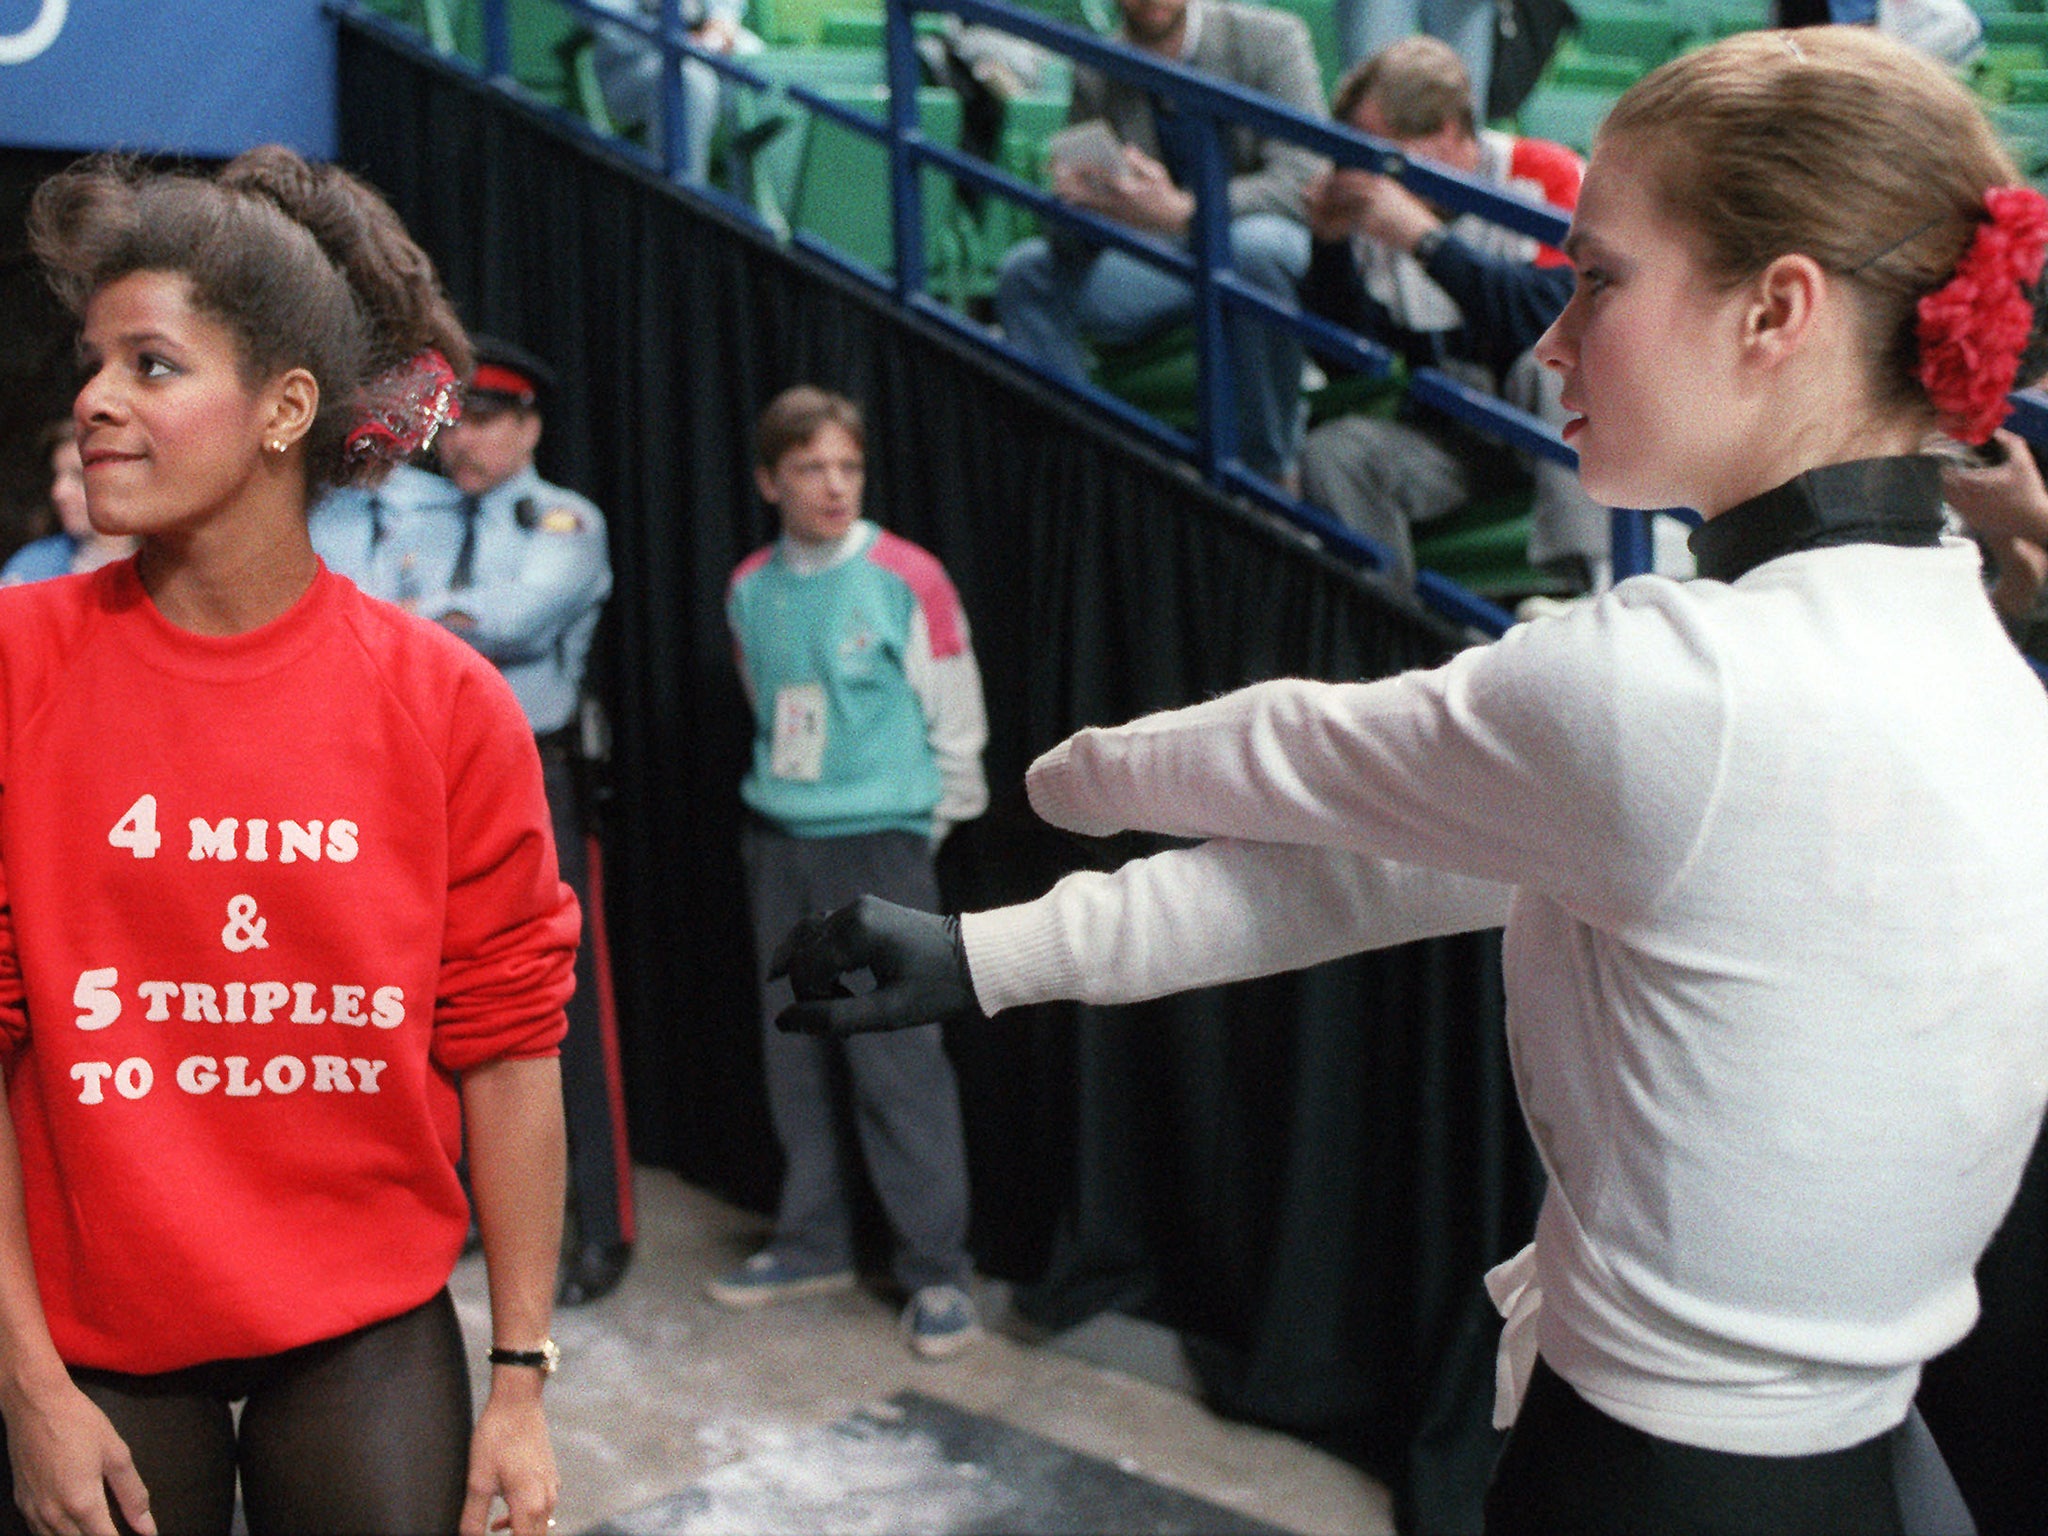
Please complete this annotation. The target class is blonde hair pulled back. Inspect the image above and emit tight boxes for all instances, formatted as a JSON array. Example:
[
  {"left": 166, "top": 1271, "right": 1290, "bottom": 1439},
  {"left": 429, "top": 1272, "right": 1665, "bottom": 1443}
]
[{"left": 1600, "top": 27, "right": 2030, "bottom": 419}]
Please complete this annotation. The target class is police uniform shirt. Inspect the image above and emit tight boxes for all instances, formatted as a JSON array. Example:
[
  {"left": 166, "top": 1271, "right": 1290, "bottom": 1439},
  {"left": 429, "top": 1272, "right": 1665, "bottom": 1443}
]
[
  {"left": 309, "top": 463, "right": 469, "bottom": 605},
  {"left": 408, "top": 464, "right": 612, "bottom": 735}
]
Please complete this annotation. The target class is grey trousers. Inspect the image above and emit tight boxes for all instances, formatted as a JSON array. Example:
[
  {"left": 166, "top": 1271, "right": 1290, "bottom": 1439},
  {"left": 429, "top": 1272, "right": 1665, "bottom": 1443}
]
[
  {"left": 1299, "top": 351, "right": 1609, "bottom": 582},
  {"left": 741, "top": 822, "right": 972, "bottom": 1293}
]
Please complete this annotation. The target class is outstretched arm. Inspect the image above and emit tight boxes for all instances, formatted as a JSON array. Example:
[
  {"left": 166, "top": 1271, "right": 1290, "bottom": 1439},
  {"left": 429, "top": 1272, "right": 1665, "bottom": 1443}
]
[
  {"left": 775, "top": 836, "right": 1512, "bottom": 1035},
  {"left": 1015, "top": 598, "right": 1728, "bottom": 930}
]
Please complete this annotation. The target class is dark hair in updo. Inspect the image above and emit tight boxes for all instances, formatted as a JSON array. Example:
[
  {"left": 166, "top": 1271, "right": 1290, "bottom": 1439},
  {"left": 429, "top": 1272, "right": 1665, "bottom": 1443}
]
[
  {"left": 27, "top": 145, "right": 471, "bottom": 494},
  {"left": 1599, "top": 27, "right": 2034, "bottom": 423}
]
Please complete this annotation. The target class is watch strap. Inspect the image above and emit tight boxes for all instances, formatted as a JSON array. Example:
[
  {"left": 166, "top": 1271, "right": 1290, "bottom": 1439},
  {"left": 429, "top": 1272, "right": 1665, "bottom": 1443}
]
[{"left": 488, "top": 1339, "right": 560, "bottom": 1374}]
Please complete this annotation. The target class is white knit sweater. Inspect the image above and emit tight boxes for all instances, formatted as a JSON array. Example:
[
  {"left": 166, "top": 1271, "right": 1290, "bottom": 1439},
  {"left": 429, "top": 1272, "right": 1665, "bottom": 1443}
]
[{"left": 961, "top": 537, "right": 2048, "bottom": 1455}]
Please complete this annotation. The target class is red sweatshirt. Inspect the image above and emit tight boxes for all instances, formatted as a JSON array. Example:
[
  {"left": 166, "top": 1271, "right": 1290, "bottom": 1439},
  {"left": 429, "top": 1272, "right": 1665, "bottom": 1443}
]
[{"left": 0, "top": 562, "right": 577, "bottom": 1373}]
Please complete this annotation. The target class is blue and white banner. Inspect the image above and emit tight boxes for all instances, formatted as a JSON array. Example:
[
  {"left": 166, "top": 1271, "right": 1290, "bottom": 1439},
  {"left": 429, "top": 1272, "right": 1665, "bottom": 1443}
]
[{"left": 0, "top": 1, "right": 337, "bottom": 160}]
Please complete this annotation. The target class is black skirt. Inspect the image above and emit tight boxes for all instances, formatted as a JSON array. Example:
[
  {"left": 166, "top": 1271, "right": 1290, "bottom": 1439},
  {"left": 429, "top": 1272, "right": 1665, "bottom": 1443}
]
[{"left": 1484, "top": 1357, "right": 1907, "bottom": 1536}]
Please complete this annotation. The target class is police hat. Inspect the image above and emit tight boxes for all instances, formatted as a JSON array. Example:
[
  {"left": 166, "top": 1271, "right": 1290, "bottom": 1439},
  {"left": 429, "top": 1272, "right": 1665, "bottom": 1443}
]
[{"left": 465, "top": 335, "right": 558, "bottom": 413}]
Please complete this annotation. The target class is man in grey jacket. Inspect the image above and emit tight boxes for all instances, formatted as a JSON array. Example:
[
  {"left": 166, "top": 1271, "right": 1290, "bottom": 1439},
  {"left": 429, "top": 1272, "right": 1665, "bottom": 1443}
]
[{"left": 993, "top": 0, "right": 1324, "bottom": 481}]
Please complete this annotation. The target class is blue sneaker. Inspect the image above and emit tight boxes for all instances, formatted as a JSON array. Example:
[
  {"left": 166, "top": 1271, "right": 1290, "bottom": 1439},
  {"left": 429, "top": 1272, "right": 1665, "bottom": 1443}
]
[
  {"left": 901, "top": 1284, "right": 982, "bottom": 1358},
  {"left": 705, "top": 1251, "right": 855, "bottom": 1309}
]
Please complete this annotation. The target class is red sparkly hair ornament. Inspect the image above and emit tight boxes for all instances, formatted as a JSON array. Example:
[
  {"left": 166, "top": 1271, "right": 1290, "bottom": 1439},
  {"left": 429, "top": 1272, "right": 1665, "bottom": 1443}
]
[
  {"left": 344, "top": 349, "right": 462, "bottom": 465},
  {"left": 1916, "top": 185, "right": 2048, "bottom": 445}
]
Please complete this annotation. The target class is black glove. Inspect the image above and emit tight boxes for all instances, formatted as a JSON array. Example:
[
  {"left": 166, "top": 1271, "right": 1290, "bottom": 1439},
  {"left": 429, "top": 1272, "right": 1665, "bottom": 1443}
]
[{"left": 770, "top": 895, "right": 981, "bottom": 1037}]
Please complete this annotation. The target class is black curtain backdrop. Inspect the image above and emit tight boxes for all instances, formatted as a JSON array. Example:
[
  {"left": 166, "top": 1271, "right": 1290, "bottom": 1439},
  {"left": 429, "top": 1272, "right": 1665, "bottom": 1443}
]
[
  {"left": 0, "top": 146, "right": 93, "bottom": 562},
  {"left": 331, "top": 23, "right": 1537, "bottom": 1527}
]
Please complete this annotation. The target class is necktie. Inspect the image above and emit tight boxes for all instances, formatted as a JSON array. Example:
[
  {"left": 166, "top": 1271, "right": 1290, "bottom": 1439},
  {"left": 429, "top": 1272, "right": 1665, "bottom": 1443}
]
[{"left": 451, "top": 495, "right": 480, "bottom": 591}]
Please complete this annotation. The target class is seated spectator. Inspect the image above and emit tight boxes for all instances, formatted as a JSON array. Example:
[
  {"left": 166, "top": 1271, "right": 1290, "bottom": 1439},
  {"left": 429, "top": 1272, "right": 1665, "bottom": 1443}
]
[
  {"left": 993, "top": 0, "right": 1325, "bottom": 482},
  {"left": 0, "top": 420, "right": 136, "bottom": 585},
  {"left": 1297, "top": 36, "right": 1609, "bottom": 588},
  {"left": 588, "top": 0, "right": 762, "bottom": 185}
]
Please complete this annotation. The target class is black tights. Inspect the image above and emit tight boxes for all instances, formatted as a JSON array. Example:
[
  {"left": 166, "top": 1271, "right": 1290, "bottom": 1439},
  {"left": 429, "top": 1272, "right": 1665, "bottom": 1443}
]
[{"left": 0, "top": 1291, "right": 471, "bottom": 1536}]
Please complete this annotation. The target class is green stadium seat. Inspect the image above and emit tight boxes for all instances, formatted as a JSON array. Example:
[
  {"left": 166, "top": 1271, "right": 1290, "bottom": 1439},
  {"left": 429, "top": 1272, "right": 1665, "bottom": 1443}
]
[
  {"left": 1986, "top": 12, "right": 2048, "bottom": 48},
  {"left": 818, "top": 11, "right": 884, "bottom": 46},
  {"left": 422, "top": 0, "right": 585, "bottom": 107},
  {"left": 1546, "top": 51, "right": 1644, "bottom": 89},
  {"left": 816, "top": 11, "right": 952, "bottom": 47},
  {"left": 1571, "top": 2, "right": 1684, "bottom": 66},
  {"left": 1087, "top": 321, "right": 1399, "bottom": 441},
  {"left": 1651, "top": 0, "right": 1767, "bottom": 42},
  {"left": 1516, "top": 84, "right": 1620, "bottom": 153},
  {"left": 1036, "top": 54, "right": 1076, "bottom": 100},
  {"left": 1302, "top": 360, "right": 1406, "bottom": 429},
  {"left": 506, "top": 0, "right": 586, "bottom": 105},
  {"left": 561, "top": 28, "right": 619, "bottom": 136},
  {"left": 727, "top": 48, "right": 889, "bottom": 224},
  {"left": 1991, "top": 102, "right": 2048, "bottom": 177},
  {"left": 1996, "top": 116, "right": 2043, "bottom": 172},
  {"left": 1979, "top": 40, "right": 2048, "bottom": 99},
  {"left": 1090, "top": 324, "right": 1201, "bottom": 431},
  {"left": 1410, "top": 490, "right": 1578, "bottom": 601},
  {"left": 755, "top": 0, "right": 877, "bottom": 45},
  {"left": 787, "top": 87, "right": 975, "bottom": 300},
  {"left": 367, "top": 0, "right": 460, "bottom": 51},
  {"left": 998, "top": 92, "right": 1071, "bottom": 181},
  {"left": 1682, "top": 0, "right": 1769, "bottom": 37},
  {"left": 1708, "top": 8, "right": 1770, "bottom": 36},
  {"left": 1011, "top": 0, "right": 1120, "bottom": 35},
  {"left": 968, "top": 90, "right": 1069, "bottom": 251},
  {"left": 747, "top": 43, "right": 891, "bottom": 90}
]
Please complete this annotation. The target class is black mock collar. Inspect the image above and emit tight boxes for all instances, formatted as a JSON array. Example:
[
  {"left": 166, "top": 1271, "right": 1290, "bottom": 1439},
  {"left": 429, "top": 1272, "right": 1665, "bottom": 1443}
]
[{"left": 1688, "top": 456, "right": 1946, "bottom": 584}]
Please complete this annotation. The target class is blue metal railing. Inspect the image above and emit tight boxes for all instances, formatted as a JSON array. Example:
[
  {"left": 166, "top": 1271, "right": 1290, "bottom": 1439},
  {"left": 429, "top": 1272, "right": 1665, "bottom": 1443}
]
[{"left": 336, "top": 0, "right": 2048, "bottom": 640}]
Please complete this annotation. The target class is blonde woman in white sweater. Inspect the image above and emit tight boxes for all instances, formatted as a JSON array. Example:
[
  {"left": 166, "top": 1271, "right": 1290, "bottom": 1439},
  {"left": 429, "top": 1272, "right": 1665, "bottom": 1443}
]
[{"left": 776, "top": 27, "right": 2048, "bottom": 1534}]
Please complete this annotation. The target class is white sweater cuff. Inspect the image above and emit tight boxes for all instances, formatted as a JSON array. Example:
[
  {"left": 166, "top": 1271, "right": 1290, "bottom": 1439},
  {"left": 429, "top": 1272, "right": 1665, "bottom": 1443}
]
[{"left": 960, "top": 904, "right": 1082, "bottom": 1015}]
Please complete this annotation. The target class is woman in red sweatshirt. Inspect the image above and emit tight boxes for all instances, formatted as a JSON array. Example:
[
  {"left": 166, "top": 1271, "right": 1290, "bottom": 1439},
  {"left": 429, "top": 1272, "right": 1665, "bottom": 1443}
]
[{"left": 0, "top": 148, "right": 578, "bottom": 1536}]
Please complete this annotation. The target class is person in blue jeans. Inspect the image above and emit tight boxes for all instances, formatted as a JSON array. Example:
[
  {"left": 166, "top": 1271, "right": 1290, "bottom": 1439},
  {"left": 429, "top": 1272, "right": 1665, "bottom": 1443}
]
[
  {"left": 1332, "top": 0, "right": 1493, "bottom": 110},
  {"left": 715, "top": 386, "right": 990, "bottom": 1358},
  {"left": 994, "top": 0, "right": 1324, "bottom": 482},
  {"left": 586, "top": 0, "right": 761, "bottom": 184}
]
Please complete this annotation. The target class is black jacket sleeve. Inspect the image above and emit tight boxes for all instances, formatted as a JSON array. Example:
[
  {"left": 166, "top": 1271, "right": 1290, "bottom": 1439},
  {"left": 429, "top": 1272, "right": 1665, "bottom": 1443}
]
[
  {"left": 1299, "top": 237, "right": 1444, "bottom": 375},
  {"left": 1419, "top": 232, "right": 1576, "bottom": 377}
]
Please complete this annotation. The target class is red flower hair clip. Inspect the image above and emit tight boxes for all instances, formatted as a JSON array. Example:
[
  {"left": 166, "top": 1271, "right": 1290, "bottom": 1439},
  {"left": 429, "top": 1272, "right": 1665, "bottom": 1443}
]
[
  {"left": 1916, "top": 185, "right": 2048, "bottom": 445},
  {"left": 344, "top": 349, "right": 462, "bottom": 465}
]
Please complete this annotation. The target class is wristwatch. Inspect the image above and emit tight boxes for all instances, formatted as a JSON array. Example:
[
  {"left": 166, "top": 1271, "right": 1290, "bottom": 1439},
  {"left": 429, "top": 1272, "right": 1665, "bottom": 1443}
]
[
  {"left": 1411, "top": 225, "right": 1448, "bottom": 266},
  {"left": 488, "top": 1339, "right": 561, "bottom": 1374}
]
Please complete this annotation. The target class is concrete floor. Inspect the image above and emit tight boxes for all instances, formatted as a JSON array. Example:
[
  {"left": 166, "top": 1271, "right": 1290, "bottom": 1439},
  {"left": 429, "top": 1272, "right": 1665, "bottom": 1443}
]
[{"left": 449, "top": 1167, "right": 1394, "bottom": 1536}]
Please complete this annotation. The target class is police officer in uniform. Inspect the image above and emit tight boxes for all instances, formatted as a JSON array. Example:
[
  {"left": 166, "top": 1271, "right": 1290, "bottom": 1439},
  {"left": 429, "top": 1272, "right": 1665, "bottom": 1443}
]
[
  {"left": 309, "top": 459, "right": 467, "bottom": 601},
  {"left": 422, "top": 337, "right": 633, "bottom": 1307}
]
